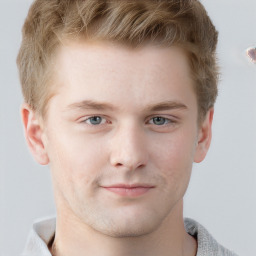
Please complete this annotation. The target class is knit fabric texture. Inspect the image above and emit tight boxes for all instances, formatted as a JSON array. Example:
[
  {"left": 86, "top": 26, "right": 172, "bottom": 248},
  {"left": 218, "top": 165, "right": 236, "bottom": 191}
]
[{"left": 185, "top": 218, "right": 238, "bottom": 256}]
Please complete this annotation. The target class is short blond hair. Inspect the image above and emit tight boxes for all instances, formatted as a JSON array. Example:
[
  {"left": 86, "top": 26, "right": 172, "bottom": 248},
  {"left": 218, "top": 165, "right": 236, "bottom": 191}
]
[{"left": 17, "top": 0, "right": 219, "bottom": 121}]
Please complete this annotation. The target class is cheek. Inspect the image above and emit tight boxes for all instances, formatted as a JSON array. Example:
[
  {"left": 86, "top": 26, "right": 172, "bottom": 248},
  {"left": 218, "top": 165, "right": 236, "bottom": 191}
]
[
  {"left": 149, "top": 130, "right": 196, "bottom": 190},
  {"left": 151, "top": 131, "right": 196, "bottom": 169},
  {"left": 45, "top": 128, "right": 108, "bottom": 187}
]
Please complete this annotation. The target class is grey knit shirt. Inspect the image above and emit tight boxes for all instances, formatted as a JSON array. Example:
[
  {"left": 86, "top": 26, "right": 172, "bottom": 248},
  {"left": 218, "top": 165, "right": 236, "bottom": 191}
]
[
  {"left": 22, "top": 217, "right": 238, "bottom": 256},
  {"left": 184, "top": 218, "right": 238, "bottom": 256}
]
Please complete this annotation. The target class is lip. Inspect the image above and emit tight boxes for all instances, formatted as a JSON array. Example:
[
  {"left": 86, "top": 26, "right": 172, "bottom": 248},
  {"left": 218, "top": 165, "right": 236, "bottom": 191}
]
[{"left": 102, "top": 184, "right": 155, "bottom": 197}]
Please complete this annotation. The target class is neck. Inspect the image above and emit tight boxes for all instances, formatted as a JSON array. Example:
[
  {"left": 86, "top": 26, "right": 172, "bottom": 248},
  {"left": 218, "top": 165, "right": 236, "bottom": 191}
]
[{"left": 50, "top": 201, "right": 197, "bottom": 256}]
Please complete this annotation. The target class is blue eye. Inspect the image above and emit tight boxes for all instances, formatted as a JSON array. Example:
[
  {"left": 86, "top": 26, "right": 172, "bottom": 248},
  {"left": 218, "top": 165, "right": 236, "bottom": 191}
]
[
  {"left": 86, "top": 116, "right": 105, "bottom": 125},
  {"left": 150, "top": 117, "right": 170, "bottom": 125}
]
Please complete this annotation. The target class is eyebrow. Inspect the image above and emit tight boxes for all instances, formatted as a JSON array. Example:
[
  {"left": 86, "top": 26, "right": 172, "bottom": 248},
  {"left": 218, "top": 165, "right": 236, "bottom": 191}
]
[
  {"left": 66, "top": 100, "right": 115, "bottom": 111},
  {"left": 147, "top": 101, "right": 188, "bottom": 112},
  {"left": 65, "top": 100, "right": 188, "bottom": 112}
]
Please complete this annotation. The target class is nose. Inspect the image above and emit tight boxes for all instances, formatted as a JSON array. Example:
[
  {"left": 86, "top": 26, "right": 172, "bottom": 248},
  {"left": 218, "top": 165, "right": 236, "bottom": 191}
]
[{"left": 109, "top": 123, "right": 148, "bottom": 171}]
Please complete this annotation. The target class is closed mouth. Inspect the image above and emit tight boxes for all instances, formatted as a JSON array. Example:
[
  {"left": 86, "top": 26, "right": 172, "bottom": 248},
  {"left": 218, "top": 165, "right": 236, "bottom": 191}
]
[{"left": 101, "top": 184, "right": 155, "bottom": 197}]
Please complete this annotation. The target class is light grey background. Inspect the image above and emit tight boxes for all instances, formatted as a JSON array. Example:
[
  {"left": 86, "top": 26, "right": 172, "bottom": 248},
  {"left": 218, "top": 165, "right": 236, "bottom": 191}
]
[{"left": 1, "top": 0, "right": 255, "bottom": 255}]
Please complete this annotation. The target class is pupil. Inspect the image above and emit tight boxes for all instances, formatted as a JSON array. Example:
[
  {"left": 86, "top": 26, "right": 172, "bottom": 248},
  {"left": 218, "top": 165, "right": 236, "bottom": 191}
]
[
  {"left": 153, "top": 117, "right": 165, "bottom": 125},
  {"left": 90, "top": 116, "right": 101, "bottom": 124}
]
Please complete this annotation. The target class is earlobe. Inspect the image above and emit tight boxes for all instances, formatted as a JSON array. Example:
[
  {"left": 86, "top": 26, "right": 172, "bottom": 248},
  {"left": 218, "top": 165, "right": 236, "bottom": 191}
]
[
  {"left": 193, "top": 108, "right": 214, "bottom": 163},
  {"left": 21, "top": 103, "right": 49, "bottom": 165}
]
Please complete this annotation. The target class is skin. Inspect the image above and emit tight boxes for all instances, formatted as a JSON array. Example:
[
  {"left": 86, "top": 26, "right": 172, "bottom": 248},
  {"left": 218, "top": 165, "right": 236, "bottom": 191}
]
[{"left": 21, "top": 41, "right": 213, "bottom": 256}]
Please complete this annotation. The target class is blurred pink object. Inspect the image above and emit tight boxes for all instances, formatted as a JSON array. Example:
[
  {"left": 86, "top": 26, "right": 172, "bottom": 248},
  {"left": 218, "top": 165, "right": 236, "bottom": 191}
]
[{"left": 247, "top": 47, "right": 256, "bottom": 63}]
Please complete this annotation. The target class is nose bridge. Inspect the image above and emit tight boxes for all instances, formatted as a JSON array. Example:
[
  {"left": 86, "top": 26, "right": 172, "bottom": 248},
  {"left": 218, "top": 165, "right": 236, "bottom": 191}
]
[{"left": 109, "top": 121, "right": 148, "bottom": 170}]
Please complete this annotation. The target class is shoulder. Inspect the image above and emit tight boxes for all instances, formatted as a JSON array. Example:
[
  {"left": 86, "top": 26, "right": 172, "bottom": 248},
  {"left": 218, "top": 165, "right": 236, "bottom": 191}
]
[{"left": 184, "top": 218, "right": 238, "bottom": 256}]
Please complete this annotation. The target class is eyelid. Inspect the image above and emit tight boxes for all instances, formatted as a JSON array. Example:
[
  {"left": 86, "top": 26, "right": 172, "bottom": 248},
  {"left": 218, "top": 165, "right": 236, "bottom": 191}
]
[
  {"left": 89, "top": 116, "right": 106, "bottom": 125},
  {"left": 147, "top": 115, "right": 177, "bottom": 123},
  {"left": 79, "top": 115, "right": 108, "bottom": 125},
  {"left": 77, "top": 114, "right": 178, "bottom": 127}
]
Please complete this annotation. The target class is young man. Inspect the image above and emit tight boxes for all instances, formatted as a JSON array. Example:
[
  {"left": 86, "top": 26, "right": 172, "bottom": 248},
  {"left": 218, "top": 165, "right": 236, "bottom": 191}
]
[{"left": 17, "top": 0, "right": 237, "bottom": 255}]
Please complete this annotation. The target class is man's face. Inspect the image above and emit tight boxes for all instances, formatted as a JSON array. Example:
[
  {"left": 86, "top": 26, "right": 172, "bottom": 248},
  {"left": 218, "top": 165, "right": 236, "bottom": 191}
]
[{"left": 39, "top": 41, "right": 208, "bottom": 237}]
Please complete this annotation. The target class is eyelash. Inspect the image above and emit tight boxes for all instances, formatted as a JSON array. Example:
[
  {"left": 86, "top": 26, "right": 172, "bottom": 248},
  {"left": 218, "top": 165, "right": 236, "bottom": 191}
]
[
  {"left": 83, "top": 116, "right": 108, "bottom": 126},
  {"left": 148, "top": 116, "right": 173, "bottom": 126},
  {"left": 81, "top": 115, "right": 177, "bottom": 127}
]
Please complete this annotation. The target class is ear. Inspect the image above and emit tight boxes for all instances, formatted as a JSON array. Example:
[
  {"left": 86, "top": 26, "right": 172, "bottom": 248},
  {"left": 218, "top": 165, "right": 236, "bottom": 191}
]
[
  {"left": 21, "top": 103, "right": 49, "bottom": 165},
  {"left": 193, "top": 108, "right": 214, "bottom": 163}
]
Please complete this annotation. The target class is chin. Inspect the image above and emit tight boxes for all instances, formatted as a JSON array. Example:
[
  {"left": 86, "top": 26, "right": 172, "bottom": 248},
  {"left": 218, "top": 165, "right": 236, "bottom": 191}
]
[
  {"left": 83, "top": 209, "right": 164, "bottom": 238},
  {"left": 98, "top": 221, "right": 159, "bottom": 238},
  {"left": 73, "top": 192, "right": 177, "bottom": 238}
]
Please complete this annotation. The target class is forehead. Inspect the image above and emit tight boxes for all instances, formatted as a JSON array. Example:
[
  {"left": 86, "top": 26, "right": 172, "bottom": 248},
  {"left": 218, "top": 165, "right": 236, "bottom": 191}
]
[
  {"left": 50, "top": 41, "right": 196, "bottom": 113},
  {"left": 55, "top": 41, "right": 191, "bottom": 81}
]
